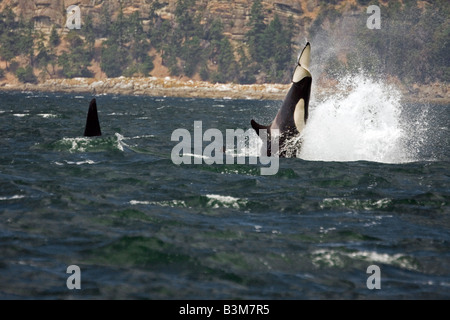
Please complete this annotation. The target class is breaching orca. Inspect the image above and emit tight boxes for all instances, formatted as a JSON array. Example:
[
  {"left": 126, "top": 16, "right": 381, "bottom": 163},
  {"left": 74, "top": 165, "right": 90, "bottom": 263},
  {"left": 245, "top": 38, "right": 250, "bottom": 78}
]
[
  {"left": 83, "top": 98, "right": 102, "bottom": 137},
  {"left": 251, "top": 42, "right": 311, "bottom": 157}
]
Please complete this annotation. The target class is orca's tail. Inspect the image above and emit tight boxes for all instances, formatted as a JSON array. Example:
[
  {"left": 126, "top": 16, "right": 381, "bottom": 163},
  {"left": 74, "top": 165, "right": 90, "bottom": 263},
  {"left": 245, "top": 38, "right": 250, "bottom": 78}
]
[{"left": 84, "top": 98, "right": 102, "bottom": 137}]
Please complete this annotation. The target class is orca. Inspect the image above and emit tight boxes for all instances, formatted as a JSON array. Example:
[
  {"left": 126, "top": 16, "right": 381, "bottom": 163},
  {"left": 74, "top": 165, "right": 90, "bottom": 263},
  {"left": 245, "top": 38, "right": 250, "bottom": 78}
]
[
  {"left": 251, "top": 42, "right": 311, "bottom": 157},
  {"left": 83, "top": 98, "right": 102, "bottom": 137}
]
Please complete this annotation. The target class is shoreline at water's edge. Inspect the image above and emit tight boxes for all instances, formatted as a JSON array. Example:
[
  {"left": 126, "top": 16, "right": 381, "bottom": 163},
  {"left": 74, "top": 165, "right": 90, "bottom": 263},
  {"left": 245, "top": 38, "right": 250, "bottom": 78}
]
[{"left": 0, "top": 77, "right": 448, "bottom": 104}]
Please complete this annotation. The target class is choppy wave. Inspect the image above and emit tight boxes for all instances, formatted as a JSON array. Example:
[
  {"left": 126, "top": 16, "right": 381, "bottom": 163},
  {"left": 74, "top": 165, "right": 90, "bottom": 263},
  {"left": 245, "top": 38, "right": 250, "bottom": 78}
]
[
  {"left": 0, "top": 91, "right": 448, "bottom": 300},
  {"left": 42, "top": 133, "right": 125, "bottom": 153},
  {"left": 54, "top": 159, "right": 98, "bottom": 166},
  {"left": 130, "top": 194, "right": 248, "bottom": 210},
  {"left": 0, "top": 195, "right": 26, "bottom": 201},
  {"left": 311, "top": 249, "right": 420, "bottom": 270},
  {"left": 37, "top": 113, "right": 58, "bottom": 118}
]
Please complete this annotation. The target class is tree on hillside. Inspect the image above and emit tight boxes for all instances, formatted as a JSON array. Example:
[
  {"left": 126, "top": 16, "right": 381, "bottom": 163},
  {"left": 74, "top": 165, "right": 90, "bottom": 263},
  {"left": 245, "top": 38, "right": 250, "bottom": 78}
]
[
  {"left": 212, "top": 37, "right": 237, "bottom": 83},
  {"left": 58, "top": 31, "right": 92, "bottom": 78},
  {"left": 49, "top": 25, "right": 61, "bottom": 47},
  {"left": 204, "top": 18, "right": 237, "bottom": 83},
  {"left": 262, "top": 14, "right": 293, "bottom": 82},
  {"left": 237, "top": 45, "right": 256, "bottom": 84},
  {"left": 100, "top": 7, "right": 154, "bottom": 77},
  {"left": 83, "top": 14, "right": 96, "bottom": 56},
  {"left": 0, "top": 6, "right": 20, "bottom": 69},
  {"left": 0, "top": 9, "right": 37, "bottom": 81},
  {"left": 101, "top": 6, "right": 130, "bottom": 77},
  {"left": 354, "top": 0, "right": 449, "bottom": 83},
  {"left": 17, "top": 18, "right": 35, "bottom": 66},
  {"left": 16, "top": 65, "right": 37, "bottom": 83},
  {"left": 125, "top": 11, "right": 154, "bottom": 76},
  {"left": 35, "top": 32, "right": 55, "bottom": 79},
  {"left": 46, "top": 26, "right": 61, "bottom": 76},
  {"left": 99, "top": 1, "right": 111, "bottom": 38},
  {"left": 246, "top": 0, "right": 267, "bottom": 65},
  {"left": 246, "top": 6, "right": 294, "bottom": 83},
  {"left": 173, "top": 0, "right": 205, "bottom": 77}
]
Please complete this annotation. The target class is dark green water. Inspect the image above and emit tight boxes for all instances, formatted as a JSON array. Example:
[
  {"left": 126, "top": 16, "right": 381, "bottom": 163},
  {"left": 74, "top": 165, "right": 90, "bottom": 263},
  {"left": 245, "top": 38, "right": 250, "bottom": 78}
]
[{"left": 0, "top": 90, "right": 448, "bottom": 299}]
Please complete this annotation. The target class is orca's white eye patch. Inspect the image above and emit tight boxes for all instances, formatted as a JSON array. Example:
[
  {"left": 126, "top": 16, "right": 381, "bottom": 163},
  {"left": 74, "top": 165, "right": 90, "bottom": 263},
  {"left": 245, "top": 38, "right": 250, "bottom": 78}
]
[{"left": 294, "top": 98, "right": 306, "bottom": 133}]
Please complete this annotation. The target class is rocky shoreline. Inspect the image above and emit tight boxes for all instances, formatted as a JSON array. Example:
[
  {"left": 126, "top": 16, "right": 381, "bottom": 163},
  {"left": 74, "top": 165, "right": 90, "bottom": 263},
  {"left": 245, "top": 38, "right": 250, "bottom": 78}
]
[{"left": 1, "top": 76, "right": 448, "bottom": 104}]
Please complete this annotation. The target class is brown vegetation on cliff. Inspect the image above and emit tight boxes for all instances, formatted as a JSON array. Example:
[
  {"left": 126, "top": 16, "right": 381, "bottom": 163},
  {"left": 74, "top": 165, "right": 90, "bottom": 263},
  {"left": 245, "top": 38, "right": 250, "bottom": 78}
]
[{"left": 0, "top": 0, "right": 448, "bottom": 102}]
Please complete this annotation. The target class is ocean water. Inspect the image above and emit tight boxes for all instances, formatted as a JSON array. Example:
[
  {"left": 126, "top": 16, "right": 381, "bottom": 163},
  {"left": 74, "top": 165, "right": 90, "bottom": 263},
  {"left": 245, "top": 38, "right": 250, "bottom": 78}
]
[{"left": 0, "top": 77, "right": 449, "bottom": 300}]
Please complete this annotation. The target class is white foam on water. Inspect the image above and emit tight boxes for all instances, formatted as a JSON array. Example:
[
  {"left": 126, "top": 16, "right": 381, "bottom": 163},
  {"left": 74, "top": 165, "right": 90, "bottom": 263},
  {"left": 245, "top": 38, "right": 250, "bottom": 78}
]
[
  {"left": 38, "top": 113, "right": 57, "bottom": 118},
  {"left": 65, "top": 160, "right": 97, "bottom": 165},
  {"left": 206, "top": 194, "right": 247, "bottom": 209},
  {"left": 114, "top": 133, "right": 125, "bottom": 151},
  {"left": 125, "top": 134, "right": 155, "bottom": 139},
  {"left": 53, "top": 160, "right": 97, "bottom": 165},
  {"left": 61, "top": 137, "right": 90, "bottom": 152},
  {"left": 130, "top": 200, "right": 152, "bottom": 205},
  {"left": 0, "top": 195, "right": 26, "bottom": 201},
  {"left": 311, "top": 248, "right": 419, "bottom": 270},
  {"left": 130, "top": 199, "right": 188, "bottom": 208},
  {"left": 296, "top": 73, "right": 422, "bottom": 163}
]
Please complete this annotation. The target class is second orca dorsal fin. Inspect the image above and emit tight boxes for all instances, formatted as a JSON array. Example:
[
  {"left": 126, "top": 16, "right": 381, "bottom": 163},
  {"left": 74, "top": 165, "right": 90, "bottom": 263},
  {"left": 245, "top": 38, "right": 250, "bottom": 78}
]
[{"left": 83, "top": 98, "right": 102, "bottom": 137}]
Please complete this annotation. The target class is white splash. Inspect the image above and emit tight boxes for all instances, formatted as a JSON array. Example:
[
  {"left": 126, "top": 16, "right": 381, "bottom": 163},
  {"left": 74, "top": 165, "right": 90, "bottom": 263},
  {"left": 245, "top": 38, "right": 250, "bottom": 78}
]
[
  {"left": 114, "top": 133, "right": 125, "bottom": 151},
  {"left": 61, "top": 137, "right": 90, "bottom": 152},
  {"left": 298, "top": 74, "right": 416, "bottom": 163}
]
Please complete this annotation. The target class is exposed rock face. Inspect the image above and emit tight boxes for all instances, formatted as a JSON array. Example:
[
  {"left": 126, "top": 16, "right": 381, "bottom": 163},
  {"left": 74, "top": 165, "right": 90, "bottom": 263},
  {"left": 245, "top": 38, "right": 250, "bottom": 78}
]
[{"left": 0, "top": 0, "right": 314, "bottom": 44}]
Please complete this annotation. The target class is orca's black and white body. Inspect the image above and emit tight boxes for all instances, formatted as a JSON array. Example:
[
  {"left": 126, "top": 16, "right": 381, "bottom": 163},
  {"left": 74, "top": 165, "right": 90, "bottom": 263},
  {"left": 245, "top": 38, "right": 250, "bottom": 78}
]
[
  {"left": 83, "top": 98, "right": 102, "bottom": 137},
  {"left": 251, "top": 42, "right": 312, "bottom": 157}
]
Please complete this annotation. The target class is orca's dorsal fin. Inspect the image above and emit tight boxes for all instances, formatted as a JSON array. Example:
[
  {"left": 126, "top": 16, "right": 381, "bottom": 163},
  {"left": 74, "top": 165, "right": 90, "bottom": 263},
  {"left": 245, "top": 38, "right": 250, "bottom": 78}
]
[
  {"left": 251, "top": 119, "right": 270, "bottom": 134},
  {"left": 83, "top": 98, "right": 102, "bottom": 137}
]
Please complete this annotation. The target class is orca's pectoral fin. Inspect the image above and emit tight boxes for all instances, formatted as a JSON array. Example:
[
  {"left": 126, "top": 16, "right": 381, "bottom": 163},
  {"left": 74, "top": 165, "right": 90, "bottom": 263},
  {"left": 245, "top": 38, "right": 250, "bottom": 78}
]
[
  {"left": 251, "top": 119, "right": 273, "bottom": 156},
  {"left": 84, "top": 98, "right": 102, "bottom": 137},
  {"left": 251, "top": 119, "right": 270, "bottom": 134}
]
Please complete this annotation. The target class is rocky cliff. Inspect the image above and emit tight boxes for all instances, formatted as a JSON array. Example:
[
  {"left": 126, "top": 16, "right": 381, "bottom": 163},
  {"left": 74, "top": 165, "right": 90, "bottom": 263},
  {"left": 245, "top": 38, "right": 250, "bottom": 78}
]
[
  {"left": 0, "top": 0, "right": 342, "bottom": 49},
  {"left": 0, "top": 0, "right": 448, "bottom": 103}
]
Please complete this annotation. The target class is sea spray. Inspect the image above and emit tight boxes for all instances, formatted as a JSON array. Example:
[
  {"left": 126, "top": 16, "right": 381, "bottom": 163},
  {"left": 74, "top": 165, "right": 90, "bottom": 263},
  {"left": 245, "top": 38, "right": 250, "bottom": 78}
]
[{"left": 297, "top": 73, "right": 423, "bottom": 163}]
